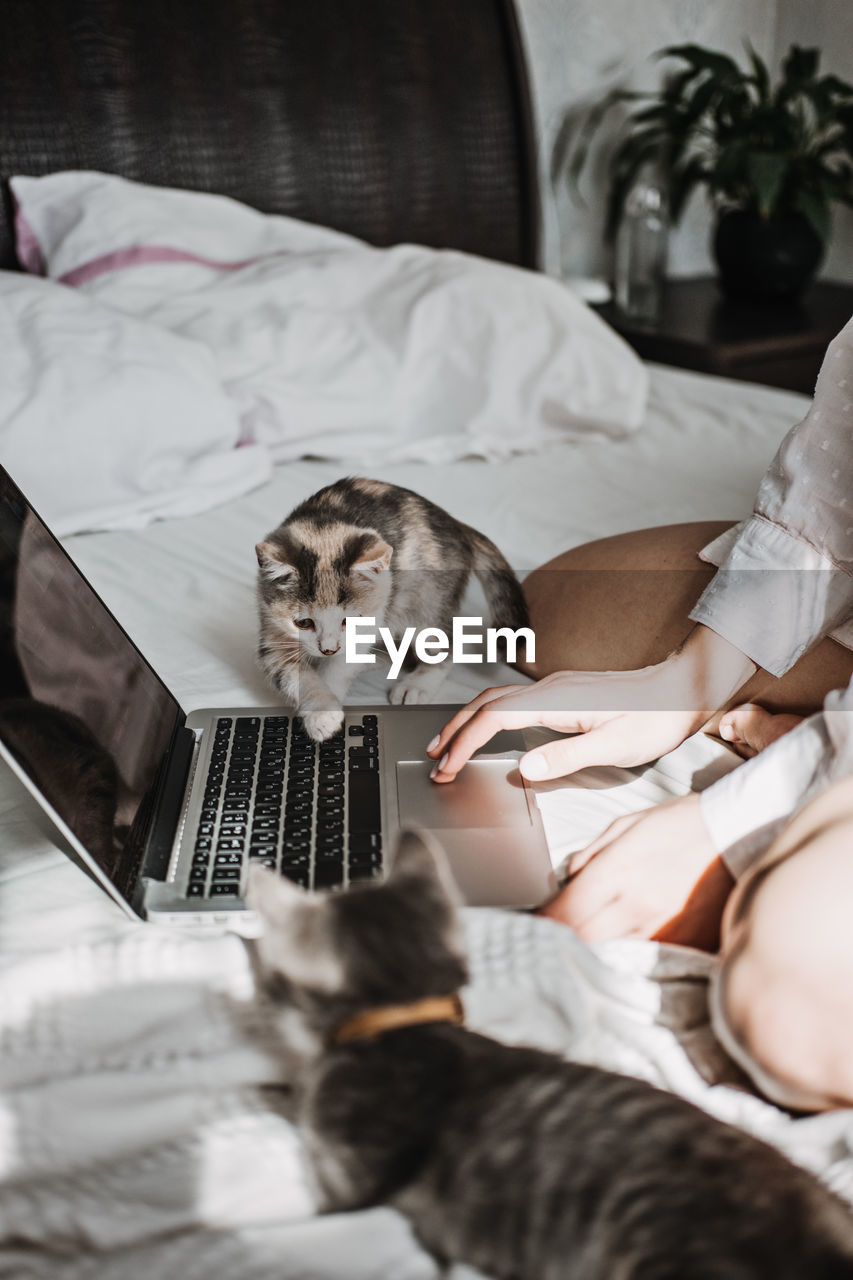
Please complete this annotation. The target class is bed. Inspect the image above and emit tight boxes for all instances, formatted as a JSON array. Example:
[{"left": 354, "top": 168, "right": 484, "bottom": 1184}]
[{"left": 2, "top": 2, "right": 853, "bottom": 1276}]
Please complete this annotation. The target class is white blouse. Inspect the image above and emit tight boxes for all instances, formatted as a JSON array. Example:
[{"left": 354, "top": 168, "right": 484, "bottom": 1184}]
[
  {"left": 690, "top": 315, "right": 853, "bottom": 677},
  {"left": 692, "top": 313, "right": 853, "bottom": 873}
]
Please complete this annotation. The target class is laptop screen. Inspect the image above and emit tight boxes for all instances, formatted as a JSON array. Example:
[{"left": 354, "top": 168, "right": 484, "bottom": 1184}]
[{"left": 0, "top": 468, "right": 184, "bottom": 885}]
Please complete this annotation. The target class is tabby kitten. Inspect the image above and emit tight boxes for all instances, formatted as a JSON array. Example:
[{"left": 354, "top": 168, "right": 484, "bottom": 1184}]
[
  {"left": 256, "top": 477, "right": 528, "bottom": 741},
  {"left": 247, "top": 832, "right": 853, "bottom": 1280}
]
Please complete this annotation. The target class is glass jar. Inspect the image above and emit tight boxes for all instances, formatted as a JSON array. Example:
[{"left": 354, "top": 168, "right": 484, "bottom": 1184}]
[{"left": 614, "top": 168, "right": 669, "bottom": 323}]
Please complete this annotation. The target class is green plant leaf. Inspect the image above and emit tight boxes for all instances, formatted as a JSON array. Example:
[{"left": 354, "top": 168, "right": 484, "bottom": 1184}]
[
  {"left": 669, "top": 155, "right": 709, "bottom": 221},
  {"left": 745, "top": 41, "right": 770, "bottom": 104},
  {"left": 745, "top": 151, "right": 789, "bottom": 216},
  {"left": 794, "top": 188, "right": 831, "bottom": 241},
  {"left": 658, "top": 44, "right": 741, "bottom": 80},
  {"left": 557, "top": 88, "right": 636, "bottom": 193},
  {"left": 778, "top": 46, "right": 821, "bottom": 98}
]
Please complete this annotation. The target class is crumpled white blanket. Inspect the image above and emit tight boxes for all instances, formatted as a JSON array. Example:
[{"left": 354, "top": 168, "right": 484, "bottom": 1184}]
[{"left": 12, "top": 171, "right": 649, "bottom": 475}]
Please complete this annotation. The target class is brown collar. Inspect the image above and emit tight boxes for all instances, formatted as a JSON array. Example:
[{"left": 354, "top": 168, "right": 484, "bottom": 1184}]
[{"left": 331, "top": 993, "right": 465, "bottom": 1047}]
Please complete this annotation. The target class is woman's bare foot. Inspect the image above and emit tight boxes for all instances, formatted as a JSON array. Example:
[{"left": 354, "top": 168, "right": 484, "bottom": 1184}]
[{"left": 718, "top": 702, "right": 804, "bottom": 759}]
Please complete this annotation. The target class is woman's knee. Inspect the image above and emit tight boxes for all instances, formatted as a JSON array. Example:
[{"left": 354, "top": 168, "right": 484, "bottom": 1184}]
[{"left": 521, "top": 522, "right": 731, "bottom": 677}]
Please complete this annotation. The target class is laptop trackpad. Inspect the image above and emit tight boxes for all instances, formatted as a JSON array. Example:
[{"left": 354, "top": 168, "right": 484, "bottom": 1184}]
[{"left": 396, "top": 759, "right": 533, "bottom": 828}]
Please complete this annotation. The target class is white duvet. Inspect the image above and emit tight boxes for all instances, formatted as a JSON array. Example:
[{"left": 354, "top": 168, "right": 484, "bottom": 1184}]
[
  {"left": 5, "top": 356, "right": 853, "bottom": 1277},
  {"left": 9, "top": 171, "right": 649, "bottom": 499}
]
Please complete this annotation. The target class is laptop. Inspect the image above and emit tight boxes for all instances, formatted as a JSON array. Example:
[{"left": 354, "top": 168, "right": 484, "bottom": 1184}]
[{"left": 0, "top": 466, "right": 555, "bottom": 926}]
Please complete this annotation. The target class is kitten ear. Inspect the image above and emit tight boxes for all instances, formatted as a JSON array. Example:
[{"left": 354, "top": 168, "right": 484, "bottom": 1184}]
[
  {"left": 246, "top": 864, "right": 343, "bottom": 993},
  {"left": 351, "top": 539, "right": 393, "bottom": 580},
  {"left": 389, "top": 827, "right": 461, "bottom": 907},
  {"left": 256, "top": 541, "right": 296, "bottom": 583},
  {"left": 246, "top": 861, "right": 306, "bottom": 918}
]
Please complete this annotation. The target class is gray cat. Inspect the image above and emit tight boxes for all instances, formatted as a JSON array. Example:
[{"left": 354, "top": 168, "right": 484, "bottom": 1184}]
[
  {"left": 247, "top": 832, "right": 853, "bottom": 1280},
  {"left": 256, "top": 477, "right": 528, "bottom": 741}
]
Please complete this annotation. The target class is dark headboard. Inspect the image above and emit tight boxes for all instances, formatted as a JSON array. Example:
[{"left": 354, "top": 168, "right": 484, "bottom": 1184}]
[{"left": 0, "top": 0, "right": 539, "bottom": 271}]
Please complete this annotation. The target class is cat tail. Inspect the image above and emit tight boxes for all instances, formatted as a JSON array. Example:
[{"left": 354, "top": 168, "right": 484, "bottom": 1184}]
[{"left": 465, "top": 528, "right": 531, "bottom": 641}]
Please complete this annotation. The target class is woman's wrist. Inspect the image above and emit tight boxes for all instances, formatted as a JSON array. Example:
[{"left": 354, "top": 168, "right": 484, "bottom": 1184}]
[{"left": 656, "top": 624, "right": 757, "bottom": 726}]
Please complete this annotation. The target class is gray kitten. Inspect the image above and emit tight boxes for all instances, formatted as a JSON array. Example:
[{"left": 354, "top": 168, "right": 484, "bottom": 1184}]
[
  {"left": 247, "top": 833, "right": 853, "bottom": 1280},
  {"left": 256, "top": 477, "right": 528, "bottom": 741}
]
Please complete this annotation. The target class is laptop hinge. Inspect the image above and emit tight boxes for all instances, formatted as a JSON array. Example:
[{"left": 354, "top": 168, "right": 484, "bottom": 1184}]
[{"left": 139, "top": 725, "right": 196, "bottom": 883}]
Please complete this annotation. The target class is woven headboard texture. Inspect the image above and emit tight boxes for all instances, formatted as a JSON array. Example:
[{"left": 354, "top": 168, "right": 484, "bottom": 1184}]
[{"left": 0, "top": 0, "right": 538, "bottom": 271}]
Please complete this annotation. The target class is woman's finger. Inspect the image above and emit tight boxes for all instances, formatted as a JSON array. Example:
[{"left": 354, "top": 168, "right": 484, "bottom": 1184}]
[
  {"left": 430, "top": 700, "right": 537, "bottom": 780},
  {"left": 425, "top": 684, "right": 529, "bottom": 759},
  {"left": 519, "top": 718, "right": 628, "bottom": 781}
]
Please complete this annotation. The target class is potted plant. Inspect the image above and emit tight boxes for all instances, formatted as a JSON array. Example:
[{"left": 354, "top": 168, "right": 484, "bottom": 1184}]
[{"left": 568, "top": 44, "right": 853, "bottom": 300}]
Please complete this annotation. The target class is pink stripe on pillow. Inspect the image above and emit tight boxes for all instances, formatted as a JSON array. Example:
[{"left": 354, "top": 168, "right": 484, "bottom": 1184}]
[
  {"left": 57, "top": 245, "right": 283, "bottom": 287},
  {"left": 13, "top": 201, "right": 46, "bottom": 275}
]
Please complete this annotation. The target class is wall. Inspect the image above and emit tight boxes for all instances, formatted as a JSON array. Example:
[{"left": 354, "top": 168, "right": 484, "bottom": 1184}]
[{"left": 514, "top": 0, "right": 853, "bottom": 285}]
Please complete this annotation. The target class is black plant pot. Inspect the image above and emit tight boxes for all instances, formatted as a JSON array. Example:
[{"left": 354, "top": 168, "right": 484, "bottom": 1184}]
[{"left": 713, "top": 209, "right": 825, "bottom": 301}]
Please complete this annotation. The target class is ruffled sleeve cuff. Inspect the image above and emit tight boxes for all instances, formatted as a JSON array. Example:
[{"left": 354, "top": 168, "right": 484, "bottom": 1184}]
[{"left": 689, "top": 515, "right": 853, "bottom": 677}]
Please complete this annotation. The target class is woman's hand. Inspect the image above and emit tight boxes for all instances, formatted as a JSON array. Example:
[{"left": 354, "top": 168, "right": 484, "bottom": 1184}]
[
  {"left": 538, "top": 794, "right": 735, "bottom": 951},
  {"left": 427, "top": 625, "right": 757, "bottom": 784}
]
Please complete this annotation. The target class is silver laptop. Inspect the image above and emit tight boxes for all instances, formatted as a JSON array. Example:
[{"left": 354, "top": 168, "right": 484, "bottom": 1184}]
[{"left": 0, "top": 467, "right": 555, "bottom": 926}]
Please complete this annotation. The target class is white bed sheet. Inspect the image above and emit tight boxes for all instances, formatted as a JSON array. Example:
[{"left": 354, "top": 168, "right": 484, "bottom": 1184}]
[{"left": 5, "top": 363, "right": 853, "bottom": 1279}]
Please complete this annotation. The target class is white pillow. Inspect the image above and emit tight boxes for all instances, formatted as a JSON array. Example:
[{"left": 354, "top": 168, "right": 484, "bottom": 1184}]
[
  {"left": 12, "top": 171, "right": 649, "bottom": 463},
  {"left": 0, "top": 271, "right": 271, "bottom": 535}
]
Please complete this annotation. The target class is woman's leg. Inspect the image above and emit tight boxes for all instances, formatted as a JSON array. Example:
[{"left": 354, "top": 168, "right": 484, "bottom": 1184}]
[
  {"left": 521, "top": 522, "right": 853, "bottom": 720},
  {"left": 711, "top": 773, "right": 853, "bottom": 1110}
]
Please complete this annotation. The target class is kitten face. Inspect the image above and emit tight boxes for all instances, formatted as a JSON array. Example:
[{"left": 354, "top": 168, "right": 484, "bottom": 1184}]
[
  {"left": 247, "top": 830, "right": 467, "bottom": 1051},
  {"left": 257, "top": 524, "right": 392, "bottom": 660}
]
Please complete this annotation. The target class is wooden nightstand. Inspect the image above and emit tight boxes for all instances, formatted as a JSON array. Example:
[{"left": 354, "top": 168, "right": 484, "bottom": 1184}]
[{"left": 593, "top": 276, "right": 853, "bottom": 395}]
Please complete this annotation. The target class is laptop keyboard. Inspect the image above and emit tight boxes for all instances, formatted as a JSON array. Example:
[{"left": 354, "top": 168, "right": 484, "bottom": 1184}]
[{"left": 187, "top": 713, "right": 383, "bottom": 899}]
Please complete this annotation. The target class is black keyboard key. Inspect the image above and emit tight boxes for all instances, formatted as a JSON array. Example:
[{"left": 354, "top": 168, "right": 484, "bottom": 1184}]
[
  {"left": 210, "top": 883, "right": 240, "bottom": 896},
  {"left": 217, "top": 838, "right": 245, "bottom": 851},
  {"left": 215, "top": 851, "right": 243, "bottom": 865},
  {"left": 348, "top": 725, "right": 365, "bottom": 736},
  {"left": 349, "top": 863, "right": 382, "bottom": 883},
  {"left": 189, "top": 865, "right": 207, "bottom": 882},
  {"left": 314, "top": 863, "right": 343, "bottom": 889},
  {"left": 283, "top": 867, "right": 310, "bottom": 887},
  {"left": 348, "top": 771, "right": 381, "bottom": 833},
  {"left": 317, "top": 821, "right": 344, "bottom": 837},
  {"left": 362, "top": 715, "right": 378, "bottom": 726},
  {"left": 349, "top": 758, "right": 378, "bottom": 772},
  {"left": 195, "top": 836, "right": 212, "bottom": 852},
  {"left": 211, "top": 867, "right": 241, "bottom": 881},
  {"left": 217, "top": 717, "right": 233, "bottom": 730},
  {"left": 251, "top": 816, "right": 278, "bottom": 831},
  {"left": 187, "top": 883, "right": 205, "bottom": 897},
  {"left": 219, "top": 824, "right": 246, "bottom": 837},
  {"left": 349, "top": 833, "right": 382, "bottom": 854}
]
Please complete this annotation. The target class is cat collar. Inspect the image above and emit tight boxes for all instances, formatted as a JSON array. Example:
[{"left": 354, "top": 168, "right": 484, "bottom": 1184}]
[{"left": 331, "top": 993, "right": 465, "bottom": 1046}]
